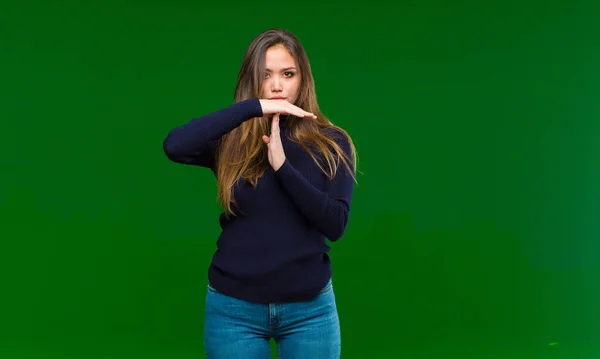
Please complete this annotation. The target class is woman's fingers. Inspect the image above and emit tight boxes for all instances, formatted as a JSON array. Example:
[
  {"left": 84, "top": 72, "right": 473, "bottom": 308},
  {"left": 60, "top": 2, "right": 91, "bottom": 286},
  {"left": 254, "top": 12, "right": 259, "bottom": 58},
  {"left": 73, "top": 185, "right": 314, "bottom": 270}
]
[
  {"left": 259, "top": 99, "right": 317, "bottom": 119},
  {"left": 282, "top": 102, "right": 316, "bottom": 119},
  {"left": 292, "top": 105, "right": 316, "bottom": 119},
  {"left": 299, "top": 111, "right": 316, "bottom": 118},
  {"left": 271, "top": 113, "right": 280, "bottom": 133}
]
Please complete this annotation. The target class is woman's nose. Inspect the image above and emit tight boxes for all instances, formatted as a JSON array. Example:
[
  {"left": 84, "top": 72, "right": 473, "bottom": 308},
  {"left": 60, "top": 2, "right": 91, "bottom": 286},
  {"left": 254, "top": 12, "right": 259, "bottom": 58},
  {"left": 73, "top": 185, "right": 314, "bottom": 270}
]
[{"left": 271, "top": 77, "right": 282, "bottom": 91}]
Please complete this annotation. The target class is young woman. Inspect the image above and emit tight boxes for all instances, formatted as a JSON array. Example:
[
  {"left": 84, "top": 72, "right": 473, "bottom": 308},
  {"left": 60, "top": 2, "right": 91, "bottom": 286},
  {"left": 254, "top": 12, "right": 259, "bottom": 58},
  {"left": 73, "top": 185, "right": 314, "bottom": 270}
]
[{"left": 163, "top": 28, "right": 357, "bottom": 359}]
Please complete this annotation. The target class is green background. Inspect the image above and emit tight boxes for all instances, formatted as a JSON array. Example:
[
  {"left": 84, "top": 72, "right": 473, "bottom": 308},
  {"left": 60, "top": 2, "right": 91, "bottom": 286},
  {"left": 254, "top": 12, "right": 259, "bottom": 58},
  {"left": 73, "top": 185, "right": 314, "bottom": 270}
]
[{"left": 2, "top": 0, "right": 599, "bottom": 358}]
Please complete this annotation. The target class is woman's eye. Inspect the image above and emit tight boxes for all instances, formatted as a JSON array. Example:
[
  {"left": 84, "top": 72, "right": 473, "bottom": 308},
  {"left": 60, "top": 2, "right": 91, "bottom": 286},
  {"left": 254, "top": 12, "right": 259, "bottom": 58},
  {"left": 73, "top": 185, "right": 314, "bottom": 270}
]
[{"left": 264, "top": 72, "right": 295, "bottom": 78}]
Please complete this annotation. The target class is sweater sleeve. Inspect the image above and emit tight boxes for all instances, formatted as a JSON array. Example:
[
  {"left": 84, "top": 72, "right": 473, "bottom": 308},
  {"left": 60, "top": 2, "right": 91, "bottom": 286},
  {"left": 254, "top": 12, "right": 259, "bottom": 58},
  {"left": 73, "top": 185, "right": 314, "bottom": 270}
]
[
  {"left": 274, "top": 132, "right": 356, "bottom": 241},
  {"left": 162, "top": 98, "right": 264, "bottom": 168}
]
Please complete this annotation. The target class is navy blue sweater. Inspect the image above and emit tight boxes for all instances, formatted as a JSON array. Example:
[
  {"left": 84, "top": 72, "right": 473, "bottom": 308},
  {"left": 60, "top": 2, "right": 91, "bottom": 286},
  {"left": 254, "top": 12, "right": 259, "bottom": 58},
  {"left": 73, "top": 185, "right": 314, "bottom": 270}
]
[{"left": 163, "top": 98, "right": 355, "bottom": 304}]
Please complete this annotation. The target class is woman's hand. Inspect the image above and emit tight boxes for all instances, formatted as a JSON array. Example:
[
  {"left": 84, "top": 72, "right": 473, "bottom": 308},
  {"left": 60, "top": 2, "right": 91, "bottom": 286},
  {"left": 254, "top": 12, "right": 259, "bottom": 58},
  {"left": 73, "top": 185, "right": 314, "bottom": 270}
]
[
  {"left": 259, "top": 99, "right": 317, "bottom": 119},
  {"left": 262, "top": 113, "right": 286, "bottom": 171}
]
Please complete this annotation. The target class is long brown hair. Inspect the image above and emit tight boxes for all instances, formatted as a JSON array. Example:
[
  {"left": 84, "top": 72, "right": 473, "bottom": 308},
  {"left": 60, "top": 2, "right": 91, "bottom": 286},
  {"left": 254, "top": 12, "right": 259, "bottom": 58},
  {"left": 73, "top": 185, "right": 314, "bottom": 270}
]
[{"left": 216, "top": 28, "right": 357, "bottom": 216}]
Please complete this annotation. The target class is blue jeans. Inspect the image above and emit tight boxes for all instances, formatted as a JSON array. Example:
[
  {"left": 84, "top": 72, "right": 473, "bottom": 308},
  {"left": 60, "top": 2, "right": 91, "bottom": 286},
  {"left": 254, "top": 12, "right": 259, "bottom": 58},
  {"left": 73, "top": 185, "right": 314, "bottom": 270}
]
[{"left": 204, "top": 279, "right": 341, "bottom": 359}]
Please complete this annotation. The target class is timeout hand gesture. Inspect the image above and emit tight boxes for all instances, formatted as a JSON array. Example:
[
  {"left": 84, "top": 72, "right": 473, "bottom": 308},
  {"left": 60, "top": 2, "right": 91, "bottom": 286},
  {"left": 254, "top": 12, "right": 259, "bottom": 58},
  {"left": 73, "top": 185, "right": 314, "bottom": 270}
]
[
  {"left": 262, "top": 114, "right": 286, "bottom": 171},
  {"left": 259, "top": 100, "right": 317, "bottom": 171}
]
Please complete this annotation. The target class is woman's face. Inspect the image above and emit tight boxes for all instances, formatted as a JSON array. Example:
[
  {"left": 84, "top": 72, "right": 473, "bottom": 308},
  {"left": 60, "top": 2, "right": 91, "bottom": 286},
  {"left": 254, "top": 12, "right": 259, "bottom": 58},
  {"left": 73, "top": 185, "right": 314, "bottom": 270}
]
[{"left": 261, "top": 44, "right": 301, "bottom": 104}]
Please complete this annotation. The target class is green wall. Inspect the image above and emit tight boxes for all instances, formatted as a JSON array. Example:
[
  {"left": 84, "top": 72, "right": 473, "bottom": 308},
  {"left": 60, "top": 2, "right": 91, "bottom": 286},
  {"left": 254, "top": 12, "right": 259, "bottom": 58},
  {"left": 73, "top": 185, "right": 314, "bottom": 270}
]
[{"left": 2, "top": 0, "right": 599, "bottom": 358}]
